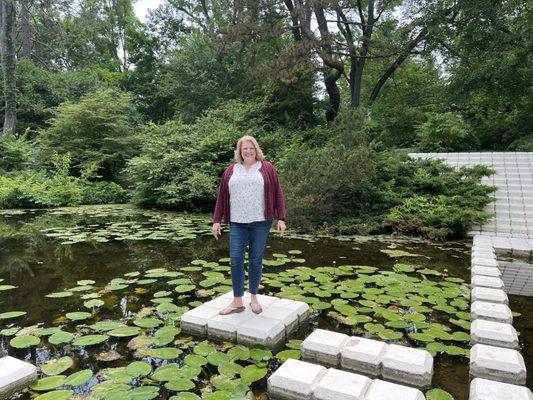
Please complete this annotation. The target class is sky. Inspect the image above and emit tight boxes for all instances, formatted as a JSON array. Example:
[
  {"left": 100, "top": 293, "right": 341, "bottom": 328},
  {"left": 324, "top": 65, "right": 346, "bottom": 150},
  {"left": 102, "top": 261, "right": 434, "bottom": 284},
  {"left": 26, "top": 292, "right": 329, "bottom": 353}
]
[{"left": 134, "top": 0, "right": 164, "bottom": 22}]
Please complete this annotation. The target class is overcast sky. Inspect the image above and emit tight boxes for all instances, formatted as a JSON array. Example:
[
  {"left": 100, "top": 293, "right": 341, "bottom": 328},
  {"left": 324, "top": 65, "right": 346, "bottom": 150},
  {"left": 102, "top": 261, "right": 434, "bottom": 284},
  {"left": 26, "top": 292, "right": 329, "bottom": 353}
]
[{"left": 134, "top": 0, "right": 163, "bottom": 22}]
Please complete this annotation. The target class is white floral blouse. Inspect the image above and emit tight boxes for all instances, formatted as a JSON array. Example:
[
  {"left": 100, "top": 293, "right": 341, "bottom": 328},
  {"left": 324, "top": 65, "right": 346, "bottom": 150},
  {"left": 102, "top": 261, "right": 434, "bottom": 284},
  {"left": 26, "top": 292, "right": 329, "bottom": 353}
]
[{"left": 228, "top": 161, "right": 265, "bottom": 223}]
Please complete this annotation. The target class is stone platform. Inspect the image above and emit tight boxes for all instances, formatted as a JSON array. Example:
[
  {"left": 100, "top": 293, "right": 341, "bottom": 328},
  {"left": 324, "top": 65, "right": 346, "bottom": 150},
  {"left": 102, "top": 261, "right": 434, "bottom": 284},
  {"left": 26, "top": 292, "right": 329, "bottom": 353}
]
[
  {"left": 300, "top": 329, "right": 433, "bottom": 389},
  {"left": 268, "top": 358, "right": 425, "bottom": 400},
  {"left": 180, "top": 291, "right": 309, "bottom": 349},
  {"left": 0, "top": 356, "right": 37, "bottom": 398}
]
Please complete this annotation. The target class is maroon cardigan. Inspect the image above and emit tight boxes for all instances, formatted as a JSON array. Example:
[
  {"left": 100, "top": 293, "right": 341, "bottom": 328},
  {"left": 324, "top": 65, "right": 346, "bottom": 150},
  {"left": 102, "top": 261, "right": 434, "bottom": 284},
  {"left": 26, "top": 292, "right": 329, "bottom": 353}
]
[{"left": 213, "top": 161, "right": 286, "bottom": 224}]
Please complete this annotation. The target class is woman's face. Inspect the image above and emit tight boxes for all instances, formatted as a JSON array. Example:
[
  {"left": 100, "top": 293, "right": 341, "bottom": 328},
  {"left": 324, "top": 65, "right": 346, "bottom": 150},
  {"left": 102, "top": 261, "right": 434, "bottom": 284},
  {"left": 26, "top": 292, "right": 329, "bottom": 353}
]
[{"left": 241, "top": 141, "right": 256, "bottom": 163}]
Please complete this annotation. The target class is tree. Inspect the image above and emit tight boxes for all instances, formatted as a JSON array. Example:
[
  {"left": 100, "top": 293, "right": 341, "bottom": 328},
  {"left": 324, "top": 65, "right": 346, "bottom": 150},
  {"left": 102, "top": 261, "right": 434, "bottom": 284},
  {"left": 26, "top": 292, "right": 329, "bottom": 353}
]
[
  {"left": 1, "top": 0, "right": 16, "bottom": 135},
  {"left": 286, "top": 0, "right": 457, "bottom": 120}
]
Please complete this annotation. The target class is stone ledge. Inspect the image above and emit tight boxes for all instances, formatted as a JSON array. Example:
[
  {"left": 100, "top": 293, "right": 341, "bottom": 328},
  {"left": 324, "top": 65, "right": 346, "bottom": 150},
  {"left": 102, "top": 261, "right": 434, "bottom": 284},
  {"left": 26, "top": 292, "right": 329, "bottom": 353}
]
[
  {"left": 470, "top": 378, "right": 533, "bottom": 400},
  {"left": 470, "top": 344, "right": 526, "bottom": 385},
  {"left": 470, "top": 319, "right": 519, "bottom": 349},
  {"left": 0, "top": 356, "right": 38, "bottom": 399}
]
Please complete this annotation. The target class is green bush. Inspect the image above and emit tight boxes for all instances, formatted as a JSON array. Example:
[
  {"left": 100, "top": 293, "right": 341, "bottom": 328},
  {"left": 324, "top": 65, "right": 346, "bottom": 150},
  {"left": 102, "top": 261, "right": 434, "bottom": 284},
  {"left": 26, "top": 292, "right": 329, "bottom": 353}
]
[
  {"left": 126, "top": 100, "right": 290, "bottom": 210},
  {"left": 36, "top": 88, "right": 141, "bottom": 181},
  {"left": 0, "top": 132, "right": 32, "bottom": 172},
  {"left": 507, "top": 135, "right": 533, "bottom": 151},
  {"left": 415, "top": 112, "right": 478, "bottom": 152},
  {"left": 281, "top": 110, "right": 495, "bottom": 239}
]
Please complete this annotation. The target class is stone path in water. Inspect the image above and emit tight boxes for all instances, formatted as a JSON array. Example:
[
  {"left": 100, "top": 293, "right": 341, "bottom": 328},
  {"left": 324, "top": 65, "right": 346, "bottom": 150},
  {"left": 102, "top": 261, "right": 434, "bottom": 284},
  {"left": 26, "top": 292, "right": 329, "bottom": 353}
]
[{"left": 411, "top": 152, "right": 533, "bottom": 399}]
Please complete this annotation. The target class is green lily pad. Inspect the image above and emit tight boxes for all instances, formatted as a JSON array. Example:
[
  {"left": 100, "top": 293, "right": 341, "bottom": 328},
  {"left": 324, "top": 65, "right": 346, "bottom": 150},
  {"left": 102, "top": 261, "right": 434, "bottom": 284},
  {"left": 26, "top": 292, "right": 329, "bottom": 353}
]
[
  {"left": 64, "top": 369, "right": 93, "bottom": 386},
  {"left": 48, "top": 331, "right": 74, "bottom": 345},
  {"left": 42, "top": 356, "right": 73, "bottom": 375},
  {"left": 30, "top": 375, "right": 66, "bottom": 391},
  {"left": 276, "top": 349, "right": 301, "bottom": 361},
  {"left": 0, "top": 285, "right": 17, "bottom": 291},
  {"left": 73, "top": 334, "right": 108, "bottom": 346},
  {"left": 84, "top": 299, "right": 105, "bottom": 308},
  {"left": 426, "top": 388, "right": 454, "bottom": 400},
  {"left": 45, "top": 291, "right": 73, "bottom": 298},
  {"left": 10, "top": 335, "right": 40, "bottom": 348},
  {"left": 66, "top": 312, "right": 92, "bottom": 321},
  {"left": 129, "top": 386, "right": 160, "bottom": 400},
  {"left": 126, "top": 361, "right": 152, "bottom": 377},
  {"left": 35, "top": 390, "right": 73, "bottom": 400},
  {"left": 378, "top": 330, "right": 403, "bottom": 340},
  {"left": 133, "top": 318, "right": 162, "bottom": 328},
  {"left": 240, "top": 365, "right": 267, "bottom": 382},
  {"left": 107, "top": 327, "right": 141, "bottom": 337},
  {"left": 0, "top": 311, "right": 26, "bottom": 319},
  {"left": 139, "top": 347, "right": 182, "bottom": 359},
  {"left": 165, "top": 379, "right": 195, "bottom": 391},
  {"left": 169, "top": 393, "right": 200, "bottom": 400}
]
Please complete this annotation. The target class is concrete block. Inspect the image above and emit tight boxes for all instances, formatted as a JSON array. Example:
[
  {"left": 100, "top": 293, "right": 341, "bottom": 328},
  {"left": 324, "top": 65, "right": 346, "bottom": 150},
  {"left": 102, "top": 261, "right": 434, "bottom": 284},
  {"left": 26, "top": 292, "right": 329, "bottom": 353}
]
[
  {"left": 180, "top": 304, "right": 221, "bottom": 336},
  {"left": 470, "top": 344, "right": 526, "bottom": 385},
  {"left": 471, "top": 301, "right": 513, "bottom": 324},
  {"left": 363, "top": 379, "right": 425, "bottom": 400},
  {"left": 471, "top": 287, "right": 508, "bottom": 304},
  {"left": 381, "top": 344, "right": 433, "bottom": 388},
  {"left": 259, "top": 306, "right": 299, "bottom": 335},
  {"left": 472, "top": 257, "right": 498, "bottom": 267},
  {"left": 267, "top": 358, "right": 327, "bottom": 400},
  {"left": 472, "top": 275, "right": 505, "bottom": 290},
  {"left": 469, "top": 378, "right": 533, "bottom": 400},
  {"left": 236, "top": 315, "right": 286, "bottom": 349},
  {"left": 301, "top": 329, "right": 349, "bottom": 367},
  {"left": 274, "top": 298, "right": 310, "bottom": 323},
  {"left": 313, "top": 368, "right": 372, "bottom": 400},
  {"left": 340, "top": 337, "right": 387, "bottom": 377},
  {"left": 472, "top": 265, "right": 502, "bottom": 277},
  {"left": 207, "top": 310, "right": 254, "bottom": 341},
  {"left": 0, "top": 356, "right": 38, "bottom": 399},
  {"left": 470, "top": 319, "right": 519, "bottom": 349}
]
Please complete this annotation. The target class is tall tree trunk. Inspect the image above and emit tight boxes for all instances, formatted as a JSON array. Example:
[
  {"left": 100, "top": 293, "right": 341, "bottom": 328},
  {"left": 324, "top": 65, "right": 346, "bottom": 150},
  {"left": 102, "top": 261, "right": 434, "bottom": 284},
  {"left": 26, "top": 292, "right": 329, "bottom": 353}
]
[
  {"left": 324, "top": 68, "right": 342, "bottom": 121},
  {"left": 350, "top": 0, "right": 374, "bottom": 108},
  {"left": 21, "top": 0, "right": 31, "bottom": 59},
  {"left": 1, "top": 0, "right": 17, "bottom": 135}
]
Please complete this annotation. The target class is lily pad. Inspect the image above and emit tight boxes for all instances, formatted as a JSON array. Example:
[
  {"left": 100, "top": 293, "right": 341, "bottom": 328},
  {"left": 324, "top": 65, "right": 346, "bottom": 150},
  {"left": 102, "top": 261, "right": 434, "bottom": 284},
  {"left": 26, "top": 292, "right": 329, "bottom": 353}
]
[
  {"left": 240, "top": 365, "right": 267, "bottom": 382},
  {"left": 35, "top": 390, "right": 73, "bottom": 400},
  {"left": 30, "top": 375, "right": 66, "bottom": 391},
  {"left": 126, "top": 361, "right": 152, "bottom": 377},
  {"left": 66, "top": 312, "right": 92, "bottom": 321},
  {"left": 0, "top": 311, "right": 26, "bottom": 319},
  {"left": 10, "top": 335, "right": 40, "bottom": 348},
  {"left": 64, "top": 369, "right": 93, "bottom": 386},
  {"left": 165, "top": 379, "right": 195, "bottom": 391},
  {"left": 48, "top": 331, "right": 74, "bottom": 345},
  {"left": 276, "top": 349, "right": 301, "bottom": 361},
  {"left": 426, "top": 388, "right": 454, "bottom": 400},
  {"left": 42, "top": 356, "right": 74, "bottom": 375},
  {"left": 73, "top": 334, "right": 108, "bottom": 346},
  {"left": 107, "top": 327, "right": 141, "bottom": 337}
]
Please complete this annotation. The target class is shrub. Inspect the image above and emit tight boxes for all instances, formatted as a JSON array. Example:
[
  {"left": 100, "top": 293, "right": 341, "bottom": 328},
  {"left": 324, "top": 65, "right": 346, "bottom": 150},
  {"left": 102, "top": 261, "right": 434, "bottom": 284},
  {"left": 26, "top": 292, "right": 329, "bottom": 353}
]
[
  {"left": 36, "top": 88, "right": 141, "bottom": 181},
  {"left": 507, "top": 135, "right": 533, "bottom": 151},
  {"left": 0, "top": 132, "right": 32, "bottom": 172},
  {"left": 415, "top": 112, "right": 478, "bottom": 152},
  {"left": 281, "top": 110, "right": 495, "bottom": 239}
]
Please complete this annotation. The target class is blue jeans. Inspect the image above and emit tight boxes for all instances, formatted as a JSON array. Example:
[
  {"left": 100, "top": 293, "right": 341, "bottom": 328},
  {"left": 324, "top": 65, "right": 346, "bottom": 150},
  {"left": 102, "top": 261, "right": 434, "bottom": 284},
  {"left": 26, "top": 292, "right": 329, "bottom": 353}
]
[{"left": 229, "top": 219, "right": 273, "bottom": 297}]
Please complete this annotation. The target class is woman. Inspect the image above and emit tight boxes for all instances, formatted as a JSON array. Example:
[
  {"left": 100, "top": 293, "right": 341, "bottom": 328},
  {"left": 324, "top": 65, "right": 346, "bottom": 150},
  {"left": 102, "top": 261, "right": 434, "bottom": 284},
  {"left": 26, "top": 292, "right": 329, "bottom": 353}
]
[{"left": 211, "top": 135, "right": 286, "bottom": 315}]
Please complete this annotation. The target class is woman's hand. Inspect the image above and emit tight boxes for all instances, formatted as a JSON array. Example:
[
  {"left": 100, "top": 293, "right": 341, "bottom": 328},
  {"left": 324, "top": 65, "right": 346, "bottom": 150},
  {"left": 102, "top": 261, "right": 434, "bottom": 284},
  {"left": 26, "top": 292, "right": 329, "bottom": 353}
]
[
  {"left": 277, "top": 220, "right": 286, "bottom": 236},
  {"left": 212, "top": 223, "right": 221, "bottom": 240}
]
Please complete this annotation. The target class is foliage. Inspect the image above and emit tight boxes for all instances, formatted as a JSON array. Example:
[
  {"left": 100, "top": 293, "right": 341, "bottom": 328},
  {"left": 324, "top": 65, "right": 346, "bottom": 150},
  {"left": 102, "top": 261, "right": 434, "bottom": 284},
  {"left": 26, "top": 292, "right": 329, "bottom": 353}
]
[
  {"left": 281, "top": 110, "right": 494, "bottom": 239},
  {"left": 0, "top": 132, "right": 32, "bottom": 172},
  {"left": 415, "top": 113, "right": 478, "bottom": 152},
  {"left": 125, "top": 100, "right": 288, "bottom": 210},
  {"left": 36, "top": 88, "right": 140, "bottom": 181}
]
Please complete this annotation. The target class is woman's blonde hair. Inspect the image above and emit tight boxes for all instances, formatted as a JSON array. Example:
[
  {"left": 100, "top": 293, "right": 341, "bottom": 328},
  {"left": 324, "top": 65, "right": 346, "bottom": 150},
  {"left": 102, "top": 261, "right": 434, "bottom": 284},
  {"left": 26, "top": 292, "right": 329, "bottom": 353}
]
[{"left": 234, "top": 135, "right": 265, "bottom": 163}]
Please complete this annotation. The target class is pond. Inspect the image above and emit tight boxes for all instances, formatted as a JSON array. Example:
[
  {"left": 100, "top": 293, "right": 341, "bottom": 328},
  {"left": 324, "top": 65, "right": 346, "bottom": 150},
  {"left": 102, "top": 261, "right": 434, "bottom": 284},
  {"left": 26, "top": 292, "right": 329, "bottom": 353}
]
[{"left": 0, "top": 205, "right": 529, "bottom": 400}]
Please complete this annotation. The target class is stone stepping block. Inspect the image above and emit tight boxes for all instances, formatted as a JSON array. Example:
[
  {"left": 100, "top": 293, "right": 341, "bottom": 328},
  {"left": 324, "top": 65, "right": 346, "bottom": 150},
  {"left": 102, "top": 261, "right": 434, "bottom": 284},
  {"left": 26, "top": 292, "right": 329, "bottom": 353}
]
[
  {"left": 471, "top": 319, "right": 519, "bottom": 349},
  {"left": 471, "top": 301, "right": 513, "bottom": 324},
  {"left": 313, "top": 368, "right": 372, "bottom": 400},
  {"left": 301, "top": 329, "right": 349, "bottom": 367},
  {"left": 470, "top": 344, "right": 526, "bottom": 385},
  {"left": 472, "top": 265, "right": 502, "bottom": 277},
  {"left": 472, "top": 257, "right": 498, "bottom": 267},
  {"left": 259, "top": 306, "right": 299, "bottom": 335},
  {"left": 470, "top": 377, "right": 533, "bottom": 400},
  {"left": 236, "top": 315, "right": 286, "bottom": 348},
  {"left": 381, "top": 344, "right": 433, "bottom": 389},
  {"left": 274, "top": 298, "right": 310, "bottom": 323},
  {"left": 180, "top": 304, "right": 221, "bottom": 336},
  {"left": 181, "top": 292, "right": 306, "bottom": 348},
  {"left": 0, "top": 356, "right": 38, "bottom": 398},
  {"left": 364, "top": 379, "right": 425, "bottom": 400},
  {"left": 471, "top": 287, "right": 508, "bottom": 304},
  {"left": 472, "top": 275, "right": 505, "bottom": 290},
  {"left": 267, "top": 358, "right": 327, "bottom": 400},
  {"left": 340, "top": 337, "right": 387, "bottom": 377}
]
